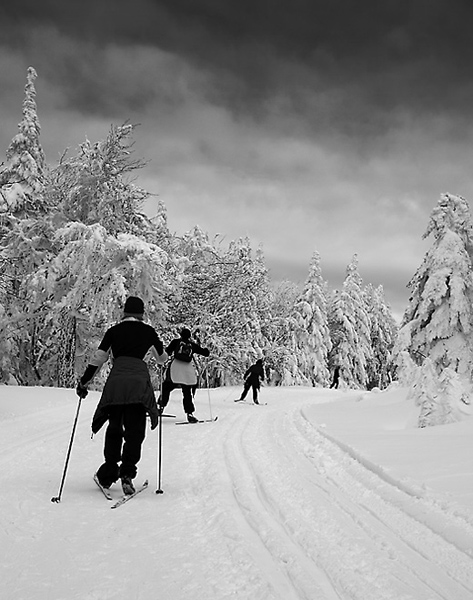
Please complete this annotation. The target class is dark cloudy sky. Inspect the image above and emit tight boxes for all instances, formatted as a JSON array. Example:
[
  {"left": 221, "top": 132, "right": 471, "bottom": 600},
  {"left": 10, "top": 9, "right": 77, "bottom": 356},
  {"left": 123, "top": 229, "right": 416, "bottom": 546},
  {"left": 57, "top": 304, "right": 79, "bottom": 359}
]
[{"left": 2, "top": 0, "right": 473, "bottom": 317}]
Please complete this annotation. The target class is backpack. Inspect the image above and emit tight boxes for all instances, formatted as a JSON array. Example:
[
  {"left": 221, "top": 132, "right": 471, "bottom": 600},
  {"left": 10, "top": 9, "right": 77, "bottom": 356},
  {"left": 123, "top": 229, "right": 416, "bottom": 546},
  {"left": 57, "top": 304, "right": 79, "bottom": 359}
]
[{"left": 174, "top": 340, "right": 193, "bottom": 362}]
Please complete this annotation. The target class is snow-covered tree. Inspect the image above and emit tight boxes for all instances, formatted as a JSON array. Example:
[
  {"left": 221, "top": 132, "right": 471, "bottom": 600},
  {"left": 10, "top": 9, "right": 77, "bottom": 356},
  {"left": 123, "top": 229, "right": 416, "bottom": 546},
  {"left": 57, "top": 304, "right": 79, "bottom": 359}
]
[
  {"left": 263, "top": 281, "right": 299, "bottom": 385},
  {"left": 292, "top": 252, "right": 331, "bottom": 386},
  {"left": 30, "top": 222, "right": 171, "bottom": 386},
  {"left": 399, "top": 194, "right": 473, "bottom": 375},
  {"left": 397, "top": 193, "right": 473, "bottom": 425},
  {"left": 1, "top": 67, "right": 47, "bottom": 216},
  {"left": 364, "top": 284, "right": 398, "bottom": 389},
  {"left": 50, "top": 123, "right": 159, "bottom": 238},
  {"left": 328, "top": 255, "right": 372, "bottom": 388}
]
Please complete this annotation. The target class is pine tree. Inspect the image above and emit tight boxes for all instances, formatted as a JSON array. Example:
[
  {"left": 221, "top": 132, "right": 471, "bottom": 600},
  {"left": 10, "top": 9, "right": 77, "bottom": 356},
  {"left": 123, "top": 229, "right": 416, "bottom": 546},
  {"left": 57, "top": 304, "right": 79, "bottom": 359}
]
[
  {"left": 292, "top": 252, "right": 331, "bottom": 386},
  {"left": 2, "top": 67, "right": 47, "bottom": 216},
  {"left": 0, "top": 68, "right": 54, "bottom": 383},
  {"left": 399, "top": 193, "right": 473, "bottom": 377},
  {"left": 364, "top": 284, "right": 398, "bottom": 389},
  {"left": 328, "top": 255, "right": 372, "bottom": 388}
]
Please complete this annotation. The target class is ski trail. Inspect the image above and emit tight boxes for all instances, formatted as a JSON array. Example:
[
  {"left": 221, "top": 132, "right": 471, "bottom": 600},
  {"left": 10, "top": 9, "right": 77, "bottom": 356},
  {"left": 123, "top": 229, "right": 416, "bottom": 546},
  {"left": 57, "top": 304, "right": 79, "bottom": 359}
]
[{"left": 215, "top": 403, "right": 473, "bottom": 600}]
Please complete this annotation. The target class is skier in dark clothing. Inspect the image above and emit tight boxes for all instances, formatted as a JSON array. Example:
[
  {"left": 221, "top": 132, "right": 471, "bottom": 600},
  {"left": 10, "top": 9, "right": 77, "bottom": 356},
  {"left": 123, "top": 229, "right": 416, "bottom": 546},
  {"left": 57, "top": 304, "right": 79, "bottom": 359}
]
[
  {"left": 236, "top": 358, "right": 265, "bottom": 404},
  {"left": 158, "top": 328, "right": 210, "bottom": 423},
  {"left": 76, "top": 296, "right": 168, "bottom": 495},
  {"left": 329, "top": 365, "right": 340, "bottom": 389}
]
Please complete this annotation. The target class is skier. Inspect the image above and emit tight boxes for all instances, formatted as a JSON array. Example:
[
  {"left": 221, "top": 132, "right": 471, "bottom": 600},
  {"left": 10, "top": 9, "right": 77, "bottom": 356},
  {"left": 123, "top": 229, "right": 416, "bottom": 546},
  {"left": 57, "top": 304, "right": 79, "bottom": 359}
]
[
  {"left": 158, "top": 327, "right": 210, "bottom": 422},
  {"left": 329, "top": 365, "right": 340, "bottom": 389},
  {"left": 76, "top": 296, "right": 168, "bottom": 495},
  {"left": 236, "top": 358, "right": 265, "bottom": 404}
]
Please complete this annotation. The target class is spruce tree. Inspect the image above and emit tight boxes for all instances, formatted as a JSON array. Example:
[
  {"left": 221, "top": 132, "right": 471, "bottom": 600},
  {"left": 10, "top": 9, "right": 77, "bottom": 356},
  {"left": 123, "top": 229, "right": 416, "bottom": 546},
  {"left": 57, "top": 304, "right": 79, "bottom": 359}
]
[
  {"left": 328, "top": 255, "right": 372, "bottom": 388},
  {"left": 397, "top": 193, "right": 473, "bottom": 424},
  {"left": 2, "top": 67, "right": 47, "bottom": 216},
  {"left": 292, "top": 252, "right": 331, "bottom": 386},
  {"left": 364, "top": 284, "right": 398, "bottom": 389}
]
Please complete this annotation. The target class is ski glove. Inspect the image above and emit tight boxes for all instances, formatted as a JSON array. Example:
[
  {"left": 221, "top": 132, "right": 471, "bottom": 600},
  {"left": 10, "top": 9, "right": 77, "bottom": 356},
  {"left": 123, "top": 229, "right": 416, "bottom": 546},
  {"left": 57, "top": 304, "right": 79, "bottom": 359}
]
[{"left": 76, "top": 381, "right": 89, "bottom": 399}]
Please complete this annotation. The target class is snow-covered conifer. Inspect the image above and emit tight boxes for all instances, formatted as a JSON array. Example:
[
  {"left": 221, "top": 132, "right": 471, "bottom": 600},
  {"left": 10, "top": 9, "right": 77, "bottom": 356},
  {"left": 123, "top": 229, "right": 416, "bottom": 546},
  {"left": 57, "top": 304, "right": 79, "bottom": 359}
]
[
  {"left": 399, "top": 193, "right": 473, "bottom": 378},
  {"left": 292, "top": 252, "right": 331, "bottom": 386},
  {"left": 364, "top": 284, "right": 398, "bottom": 389},
  {"left": 2, "top": 67, "right": 47, "bottom": 215},
  {"left": 328, "top": 255, "right": 372, "bottom": 388},
  {"left": 397, "top": 193, "right": 473, "bottom": 424}
]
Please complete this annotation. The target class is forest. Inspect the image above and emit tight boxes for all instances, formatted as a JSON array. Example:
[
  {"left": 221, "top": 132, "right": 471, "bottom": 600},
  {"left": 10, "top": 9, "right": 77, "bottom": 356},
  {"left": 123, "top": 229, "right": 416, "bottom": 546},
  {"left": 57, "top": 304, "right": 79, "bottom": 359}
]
[{"left": 1, "top": 68, "right": 472, "bottom": 427}]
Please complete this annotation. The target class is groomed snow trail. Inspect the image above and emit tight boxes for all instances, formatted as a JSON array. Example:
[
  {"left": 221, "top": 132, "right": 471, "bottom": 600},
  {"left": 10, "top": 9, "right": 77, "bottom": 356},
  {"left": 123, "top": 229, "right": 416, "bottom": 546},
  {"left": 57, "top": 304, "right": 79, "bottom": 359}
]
[
  {"left": 186, "top": 400, "right": 473, "bottom": 600},
  {"left": 1, "top": 387, "right": 473, "bottom": 600}
]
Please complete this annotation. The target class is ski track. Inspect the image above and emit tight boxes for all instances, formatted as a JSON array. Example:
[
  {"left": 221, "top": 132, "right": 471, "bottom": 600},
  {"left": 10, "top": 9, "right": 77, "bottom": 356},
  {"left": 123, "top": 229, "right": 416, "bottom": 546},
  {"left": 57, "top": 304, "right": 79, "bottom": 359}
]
[
  {"left": 190, "top": 402, "right": 473, "bottom": 600},
  {"left": 2, "top": 391, "right": 473, "bottom": 599}
]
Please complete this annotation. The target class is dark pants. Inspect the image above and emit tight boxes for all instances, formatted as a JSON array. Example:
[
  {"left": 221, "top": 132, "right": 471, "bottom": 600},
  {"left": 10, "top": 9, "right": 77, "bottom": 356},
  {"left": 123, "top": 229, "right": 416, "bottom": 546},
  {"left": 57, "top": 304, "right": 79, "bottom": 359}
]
[
  {"left": 96, "top": 404, "right": 147, "bottom": 485},
  {"left": 240, "top": 380, "right": 260, "bottom": 403},
  {"left": 160, "top": 379, "right": 196, "bottom": 414}
]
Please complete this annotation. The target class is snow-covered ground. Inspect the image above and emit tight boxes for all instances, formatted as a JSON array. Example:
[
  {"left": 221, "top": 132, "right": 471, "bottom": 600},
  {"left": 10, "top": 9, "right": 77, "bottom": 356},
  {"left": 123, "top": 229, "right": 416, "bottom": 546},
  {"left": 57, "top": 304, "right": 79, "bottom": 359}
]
[{"left": 1, "top": 383, "right": 472, "bottom": 600}]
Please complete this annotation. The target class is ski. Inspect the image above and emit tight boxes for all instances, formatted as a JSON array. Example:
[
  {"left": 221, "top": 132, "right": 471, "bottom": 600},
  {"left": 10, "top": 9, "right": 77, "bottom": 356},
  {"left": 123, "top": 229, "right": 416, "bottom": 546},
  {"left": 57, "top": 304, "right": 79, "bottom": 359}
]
[
  {"left": 111, "top": 480, "right": 149, "bottom": 509},
  {"left": 175, "top": 416, "right": 218, "bottom": 425},
  {"left": 93, "top": 473, "right": 113, "bottom": 500},
  {"left": 234, "top": 400, "right": 267, "bottom": 406}
]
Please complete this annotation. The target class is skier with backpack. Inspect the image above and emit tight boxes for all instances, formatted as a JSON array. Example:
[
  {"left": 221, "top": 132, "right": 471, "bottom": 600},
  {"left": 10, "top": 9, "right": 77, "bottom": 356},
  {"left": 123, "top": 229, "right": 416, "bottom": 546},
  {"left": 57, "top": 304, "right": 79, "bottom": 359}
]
[
  {"left": 158, "top": 327, "right": 210, "bottom": 422},
  {"left": 235, "top": 358, "right": 265, "bottom": 404},
  {"left": 75, "top": 296, "right": 168, "bottom": 495}
]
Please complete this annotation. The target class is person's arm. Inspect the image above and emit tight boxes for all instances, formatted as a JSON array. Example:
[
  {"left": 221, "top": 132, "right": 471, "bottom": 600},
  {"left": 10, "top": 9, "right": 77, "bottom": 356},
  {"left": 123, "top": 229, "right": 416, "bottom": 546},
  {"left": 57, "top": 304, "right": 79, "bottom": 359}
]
[
  {"left": 76, "top": 331, "right": 112, "bottom": 397},
  {"left": 192, "top": 341, "right": 210, "bottom": 357},
  {"left": 150, "top": 338, "right": 168, "bottom": 364}
]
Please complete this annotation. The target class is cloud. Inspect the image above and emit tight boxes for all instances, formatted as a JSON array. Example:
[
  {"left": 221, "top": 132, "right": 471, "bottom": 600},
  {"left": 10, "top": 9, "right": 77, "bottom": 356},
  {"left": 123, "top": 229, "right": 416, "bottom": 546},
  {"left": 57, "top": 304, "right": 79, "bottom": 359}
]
[{"left": 2, "top": 0, "right": 473, "bottom": 318}]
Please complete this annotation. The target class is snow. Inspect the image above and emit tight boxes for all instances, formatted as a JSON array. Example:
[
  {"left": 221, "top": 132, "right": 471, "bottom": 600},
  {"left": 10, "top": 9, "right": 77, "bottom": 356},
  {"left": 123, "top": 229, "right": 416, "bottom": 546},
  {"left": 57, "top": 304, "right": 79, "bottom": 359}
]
[{"left": 1, "top": 383, "right": 473, "bottom": 599}]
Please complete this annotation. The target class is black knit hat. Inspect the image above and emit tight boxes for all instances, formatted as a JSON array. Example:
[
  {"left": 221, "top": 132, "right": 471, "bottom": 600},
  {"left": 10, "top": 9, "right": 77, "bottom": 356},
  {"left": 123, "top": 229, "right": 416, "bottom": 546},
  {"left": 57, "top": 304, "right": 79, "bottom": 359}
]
[
  {"left": 124, "top": 296, "right": 144, "bottom": 316},
  {"left": 180, "top": 327, "right": 191, "bottom": 340}
]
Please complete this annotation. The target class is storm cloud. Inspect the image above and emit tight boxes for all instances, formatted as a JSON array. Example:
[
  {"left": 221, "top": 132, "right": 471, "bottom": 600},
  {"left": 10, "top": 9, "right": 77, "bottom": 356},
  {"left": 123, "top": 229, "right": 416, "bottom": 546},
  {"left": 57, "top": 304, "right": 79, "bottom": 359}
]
[{"left": 2, "top": 0, "right": 473, "bottom": 317}]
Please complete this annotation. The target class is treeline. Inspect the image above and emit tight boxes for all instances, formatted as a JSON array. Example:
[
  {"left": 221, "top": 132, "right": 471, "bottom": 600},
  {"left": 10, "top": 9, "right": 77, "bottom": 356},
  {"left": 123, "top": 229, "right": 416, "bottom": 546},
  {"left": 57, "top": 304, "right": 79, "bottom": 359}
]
[{"left": 0, "top": 68, "right": 398, "bottom": 390}]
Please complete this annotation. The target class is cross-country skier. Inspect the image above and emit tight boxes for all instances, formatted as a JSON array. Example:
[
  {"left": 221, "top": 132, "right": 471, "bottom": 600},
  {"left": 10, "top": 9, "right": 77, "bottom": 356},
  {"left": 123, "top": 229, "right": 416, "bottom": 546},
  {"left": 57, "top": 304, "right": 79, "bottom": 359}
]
[
  {"left": 76, "top": 296, "right": 168, "bottom": 495},
  {"left": 329, "top": 365, "right": 340, "bottom": 389},
  {"left": 158, "top": 327, "right": 210, "bottom": 422},
  {"left": 236, "top": 358, "right": 265, "bottom": 404}
]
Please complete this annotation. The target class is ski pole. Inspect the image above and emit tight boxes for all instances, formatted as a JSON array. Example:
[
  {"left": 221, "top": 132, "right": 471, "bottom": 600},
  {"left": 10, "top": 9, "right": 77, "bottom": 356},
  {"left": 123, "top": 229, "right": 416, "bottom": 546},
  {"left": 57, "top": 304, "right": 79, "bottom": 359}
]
[
  {"left": 51, "top": 395, "right": 83, "bottom": 503},
  {"left": 205, "top": 362, "right": 213, "bottom": 420},
  {"left": 156, "top": 365, "right": 164, "bottom": 494}
]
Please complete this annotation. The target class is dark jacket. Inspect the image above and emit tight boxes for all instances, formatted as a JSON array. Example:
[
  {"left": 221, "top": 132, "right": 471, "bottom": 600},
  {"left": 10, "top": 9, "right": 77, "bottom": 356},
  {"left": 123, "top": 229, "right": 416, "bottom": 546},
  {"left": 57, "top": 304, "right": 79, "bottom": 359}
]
[
  {"left": 244, "top": 361, "right": 265, "bottom": 386},
  {"left": 81, "top": 318, "right": 167, "bottom": 432},
  {"left": 165, "top": 337, "right": 210, "bottom": 386},
  {"left": 92, "top": 356, "right": 159, "bottom": 432}
]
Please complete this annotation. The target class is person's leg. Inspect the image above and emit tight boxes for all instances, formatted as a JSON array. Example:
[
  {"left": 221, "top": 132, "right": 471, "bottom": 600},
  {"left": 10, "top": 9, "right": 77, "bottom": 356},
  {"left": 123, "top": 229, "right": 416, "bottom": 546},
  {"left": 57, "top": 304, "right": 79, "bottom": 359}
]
[
  {"left": 159, "top": 379, "right": 176, "bottom": 408},
  {"left": 252, "top": 383, "right": 259, "bottom": 404},
  {"left": 182, "top": 385, "right": 195, "bottom": 415},
  {"left": 96, "top": 406, "right": 122, "bottom": 486},
  {"left": 239, "top": 380, "right": 251, "bottom": 400},
  {"left": 119, "top": 404, "right": 147, "bottom": 480}
]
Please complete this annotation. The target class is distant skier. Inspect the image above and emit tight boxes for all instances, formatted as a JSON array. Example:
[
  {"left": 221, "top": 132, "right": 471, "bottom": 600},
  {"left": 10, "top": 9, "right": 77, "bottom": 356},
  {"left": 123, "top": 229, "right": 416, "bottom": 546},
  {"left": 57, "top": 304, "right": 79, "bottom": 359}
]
[
  {"left": 158, "top": 327, "right": 210, "bottom": 423},
  {"left": 329, "top": 365, "right": 340, "bottom": 389},
  {"left": 76, "top": 296, "right": 168, "bottom": 495},
  {"left": 236, "top": 358, "right": 265, "bottom": 404}
]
